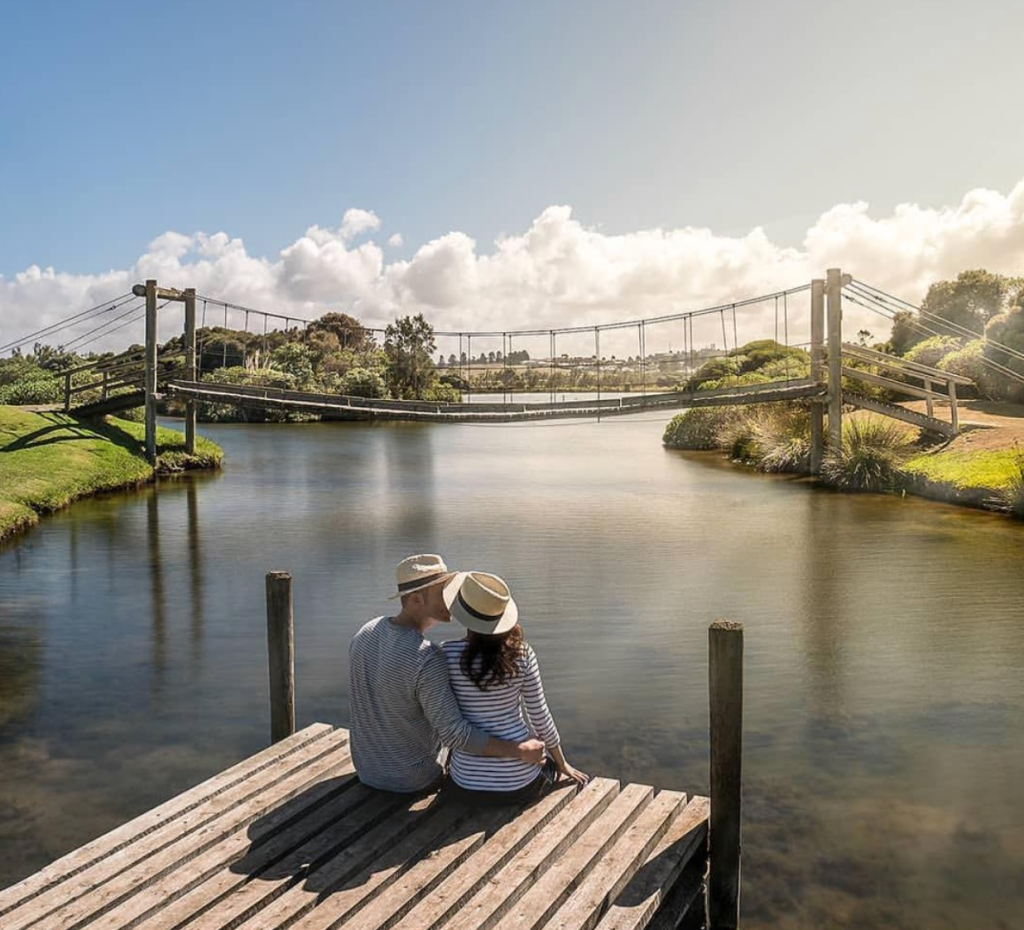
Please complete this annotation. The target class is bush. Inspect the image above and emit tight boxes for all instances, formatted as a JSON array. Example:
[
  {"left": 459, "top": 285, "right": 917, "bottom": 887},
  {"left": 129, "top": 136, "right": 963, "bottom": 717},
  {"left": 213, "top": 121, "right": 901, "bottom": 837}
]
[
  {"left": 822, "top": 416, "right": 916, "bottom": 491},
  {"left": 747, "top": 404, "right": 811, "bottom": 473},
  {"left": 982, "top": 305, "right": 1024, "bottom": 403},
  {"left": 938, "top": 339, "right": 984, "bottom": 397},
  {"left": 996, "top": 446, "right": 1024, "bottom": 519},
  {"left": 905, "top": 335, "right": 964, "bottom": 369},
  {"left": 0, "top": 374, "right": 61, "bottom": 405},
  {"left": 731, "top": 340, "right": 808, "bottom": 374},
  {"left": 342, "top": 367, "right": 388, "bottom": 399},
  {"left": 422, "top": 381, "right": 461, "bottom": 403},
  {"left": 663, "top": 407, "right": 742, "bottom": 450},
  {"left": 684, "top": 356, "right": 743, "bottom": 389}
]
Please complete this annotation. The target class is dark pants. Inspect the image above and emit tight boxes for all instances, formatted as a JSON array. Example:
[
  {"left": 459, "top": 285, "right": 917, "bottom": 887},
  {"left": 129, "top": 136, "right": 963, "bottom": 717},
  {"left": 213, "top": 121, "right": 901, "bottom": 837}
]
[{"left": 441, "top": 758, "right": 559, "bottom": 806}]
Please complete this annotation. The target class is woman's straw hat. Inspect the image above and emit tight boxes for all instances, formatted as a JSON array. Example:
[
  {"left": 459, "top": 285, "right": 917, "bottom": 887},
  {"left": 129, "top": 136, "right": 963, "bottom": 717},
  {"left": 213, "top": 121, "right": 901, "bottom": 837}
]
[{"left": 450, "top": 571, "right": 519, "bottom": 635}]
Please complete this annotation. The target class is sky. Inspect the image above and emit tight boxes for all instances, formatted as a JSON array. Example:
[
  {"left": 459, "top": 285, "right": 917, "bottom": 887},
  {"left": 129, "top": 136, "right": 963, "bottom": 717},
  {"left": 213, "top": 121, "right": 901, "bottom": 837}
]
[{"left": 2, "top": 0, "right": 1024, "bottom": 354}]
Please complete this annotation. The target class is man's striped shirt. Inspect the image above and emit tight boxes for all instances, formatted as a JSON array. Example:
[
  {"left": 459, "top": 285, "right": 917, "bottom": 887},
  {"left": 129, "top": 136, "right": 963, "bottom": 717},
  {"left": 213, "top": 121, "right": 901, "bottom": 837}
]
[
  {"left": 349, "top": 617, "right": 490, "bottom": 793},
  {"left": 442, "top": 638, "right": 561, "bottom": 792}
]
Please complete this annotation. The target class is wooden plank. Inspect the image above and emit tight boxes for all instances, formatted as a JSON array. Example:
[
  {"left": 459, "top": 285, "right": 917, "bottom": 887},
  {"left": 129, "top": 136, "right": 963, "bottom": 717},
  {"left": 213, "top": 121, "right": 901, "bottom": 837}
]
[
  {"left": 234, "top": 794, "right": 516, "bottom": 930},
  {"left": 645, "top": 856, "right": 706, "bottom": 930},
  {"left": 840, "top": 366, "right": 946, "bottom": 401},
  {"left": 592, "top": 796, "right": 709, "bottom": 930},
  {"left": 841, "top": 342, "right": 974, "bottom": 384},
  {"left": 445, "top": 780, "right": 640, "bottom": 930},
  {"left": 543, "top": 790, "right": 687, "bottom": 930},
  {"left": 6, "top": 733, "right": 351, "bottom": 930},
  {"left": 388, "top": 781, "right": 616, "bottom": 930},
  {"left": 843, "top": 392, "right": 956, "bottom": 437},
  {"left": 341, "top": 786, "right": 577, "bottom": 930},
  {"left": 135, "top": 781, "right": 402, "bottom": 930},
  {"left": 0, "top": 724, "right": 334, "bottom": 917}
]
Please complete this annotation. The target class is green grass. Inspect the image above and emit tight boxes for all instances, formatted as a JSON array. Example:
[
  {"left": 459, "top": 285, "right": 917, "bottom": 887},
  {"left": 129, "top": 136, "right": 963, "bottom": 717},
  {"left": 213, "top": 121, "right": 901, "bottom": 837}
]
[
  {"left": 902, "top": 448, "right": 1023, "bottom": 490},
  {"left": 0, "top": 407, "right": 222, "bottom": 542}
]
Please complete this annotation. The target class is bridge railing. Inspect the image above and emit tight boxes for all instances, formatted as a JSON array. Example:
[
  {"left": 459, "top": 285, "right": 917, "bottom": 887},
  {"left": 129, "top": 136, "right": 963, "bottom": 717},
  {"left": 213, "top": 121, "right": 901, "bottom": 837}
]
[{"left": 63, "top": 350, "right": 185, "bottom": 412}]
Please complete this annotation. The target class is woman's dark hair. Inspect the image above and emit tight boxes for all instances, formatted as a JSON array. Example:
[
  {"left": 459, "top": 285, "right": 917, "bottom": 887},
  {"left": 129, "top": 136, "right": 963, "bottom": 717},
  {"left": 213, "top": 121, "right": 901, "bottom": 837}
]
[{"left": 460, "top": 625, "right": 525, "bottom": 690}]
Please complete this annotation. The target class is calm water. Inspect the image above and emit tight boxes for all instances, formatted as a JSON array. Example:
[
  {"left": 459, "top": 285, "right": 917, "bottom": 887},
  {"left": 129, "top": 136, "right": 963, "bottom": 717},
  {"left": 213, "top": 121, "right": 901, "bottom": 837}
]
[{"left": 2, "top": 414, "right": 1023, "bottom": 929}]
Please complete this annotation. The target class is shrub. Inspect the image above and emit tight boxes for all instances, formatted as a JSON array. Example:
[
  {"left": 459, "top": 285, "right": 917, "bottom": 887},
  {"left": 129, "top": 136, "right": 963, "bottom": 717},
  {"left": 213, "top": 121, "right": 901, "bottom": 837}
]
[
  {"left": 422, "top": 381, "right": 461, "bottom": 403},
  {"left": 938, "top": 339, "right": 984, "bottom": 398},
  {"left": 0, "top": 374, "right": 61, "bottom": 405},
  {"left": 684, "top": 356, "right": 743, "bottom": 390},
  {"left": 822, "top": 416, "right": 916, "bottom": 491},
  {"left": 905, "top": 335, "right": 964, "bottom": 369},
  {"left": 663, "top": 407, "right": 742, "bottom": 450},
  {"left": 731, "top": 339, "right": 808, "bottom": 374},
  {"left": 757, "top": 355, "right": 811, "bottom": 382},
  {"left": 982, "top": 305, "right": 1024, "bottom": 403},
  {"left": 747, "top": 404, "right": 811, "bottom": 473},
  {"left": 342, "top": 367, "right": 388, "bottom": 399}
]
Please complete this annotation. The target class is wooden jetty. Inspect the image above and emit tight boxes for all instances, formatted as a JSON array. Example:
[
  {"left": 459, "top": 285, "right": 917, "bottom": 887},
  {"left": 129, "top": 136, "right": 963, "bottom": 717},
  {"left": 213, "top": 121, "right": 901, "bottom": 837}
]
[{"left": 0, "top": 724, "right": 710, "bottom": 930}]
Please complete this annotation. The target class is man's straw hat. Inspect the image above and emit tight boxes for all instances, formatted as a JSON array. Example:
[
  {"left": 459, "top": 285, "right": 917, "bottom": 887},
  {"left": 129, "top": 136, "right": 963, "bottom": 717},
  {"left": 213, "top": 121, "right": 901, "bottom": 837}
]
[
  {"left": 387, "top": 553, "right": 463, "bottom": 604},
  {"left": 450, "top": 571, "right": 519, "bottom": 635}
]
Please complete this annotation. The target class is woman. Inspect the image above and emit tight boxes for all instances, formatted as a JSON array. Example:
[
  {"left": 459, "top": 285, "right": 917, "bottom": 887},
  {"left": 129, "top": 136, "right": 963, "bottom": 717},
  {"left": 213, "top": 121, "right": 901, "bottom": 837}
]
[{"left": 441, "top": 570, "right": 589, "bottom": 802}]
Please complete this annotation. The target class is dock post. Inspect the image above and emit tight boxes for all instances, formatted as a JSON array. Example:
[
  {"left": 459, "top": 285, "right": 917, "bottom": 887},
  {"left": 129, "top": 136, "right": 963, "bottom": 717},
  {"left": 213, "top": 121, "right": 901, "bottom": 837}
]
[
  {"left": 708, "top": 619, "right": 743, "bottom": 930},
  {"left": 184, "top": 288, "right": 197, "bottom": 454},
  {"left": 826, "top": 268, "right": 843, "bottom": 452},
  {"left": 266, "top": 571, "right": 296, "bottom": 743},
  {"left": 809, "top": 278, "right": 825, "bottom": 474},
  {"left": 144, "top": 279, "right": 158, "bottom": 464}
]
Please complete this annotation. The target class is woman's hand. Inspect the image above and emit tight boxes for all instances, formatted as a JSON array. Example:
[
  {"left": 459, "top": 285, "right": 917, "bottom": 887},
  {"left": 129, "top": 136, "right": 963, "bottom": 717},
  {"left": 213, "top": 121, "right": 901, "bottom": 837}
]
[{"left": 557, "top": 760, "right": 590, "bottom": 788}]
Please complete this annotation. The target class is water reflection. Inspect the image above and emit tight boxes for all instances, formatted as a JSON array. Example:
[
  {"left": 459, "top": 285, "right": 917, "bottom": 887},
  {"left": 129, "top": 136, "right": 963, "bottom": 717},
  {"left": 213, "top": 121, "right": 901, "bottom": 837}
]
[
  {"left": 187, "top": 479, "right": 204, "bottom": 664},
  {"left": 147, "top": 489, "right": 166, "bottom": 688}
]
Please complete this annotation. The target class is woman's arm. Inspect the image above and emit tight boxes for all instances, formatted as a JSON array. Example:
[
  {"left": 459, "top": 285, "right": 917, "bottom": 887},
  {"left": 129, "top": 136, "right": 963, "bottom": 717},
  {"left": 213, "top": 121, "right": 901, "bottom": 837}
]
[{"left": 521, "top": 645, "right": 589, "bottom": 786}]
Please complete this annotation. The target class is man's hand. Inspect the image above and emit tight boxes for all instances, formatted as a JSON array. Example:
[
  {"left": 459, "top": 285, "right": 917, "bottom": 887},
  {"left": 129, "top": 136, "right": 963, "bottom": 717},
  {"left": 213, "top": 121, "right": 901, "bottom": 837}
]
[{"left": 517, "top": 738, "right": 546, "bottom": 765}]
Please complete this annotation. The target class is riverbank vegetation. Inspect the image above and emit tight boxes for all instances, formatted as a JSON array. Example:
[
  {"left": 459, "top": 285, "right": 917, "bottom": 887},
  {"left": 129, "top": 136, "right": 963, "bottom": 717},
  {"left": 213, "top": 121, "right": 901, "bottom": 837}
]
[
  {"left": 664, "top": 268, "right": 1024, "bottom": 517},
  {"left": 0, "top": 406, "right": 222, "bottom": 543}
]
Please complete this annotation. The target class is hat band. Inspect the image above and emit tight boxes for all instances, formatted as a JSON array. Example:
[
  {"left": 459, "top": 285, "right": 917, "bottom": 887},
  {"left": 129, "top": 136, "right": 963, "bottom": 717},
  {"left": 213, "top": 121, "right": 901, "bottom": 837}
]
[
  {"left": 457, "top": 592, "right": 504, "bottom": 624},
  {"left": 397, "top": 571, "right": 447, "bottom": 592}
]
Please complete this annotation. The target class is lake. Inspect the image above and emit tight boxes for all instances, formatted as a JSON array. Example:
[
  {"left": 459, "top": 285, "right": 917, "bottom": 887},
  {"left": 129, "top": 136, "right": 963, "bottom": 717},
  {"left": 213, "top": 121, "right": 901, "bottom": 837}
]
[{"left": 1, "top": 413, "right": 1022, "bottom": 929}]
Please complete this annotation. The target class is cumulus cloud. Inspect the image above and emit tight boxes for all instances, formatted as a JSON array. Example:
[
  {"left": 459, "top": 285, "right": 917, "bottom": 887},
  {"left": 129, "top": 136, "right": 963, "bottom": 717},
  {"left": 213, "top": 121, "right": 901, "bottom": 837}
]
[
  {"left": 3, "top": 179, "right": 1024, "bottom": 356},
  {"left": 387, "top": 233, "right": 403, "bottom": 248}
]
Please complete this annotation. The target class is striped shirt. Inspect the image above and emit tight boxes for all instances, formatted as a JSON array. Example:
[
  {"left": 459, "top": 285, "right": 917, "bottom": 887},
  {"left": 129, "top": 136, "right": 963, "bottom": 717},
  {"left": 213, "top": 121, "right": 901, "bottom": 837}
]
[
  {"left": 348, "top": 617, "right": 490, "bottom": 793},
  {"left": 442, "top": 638, "right": 561, "bottom": 792}
]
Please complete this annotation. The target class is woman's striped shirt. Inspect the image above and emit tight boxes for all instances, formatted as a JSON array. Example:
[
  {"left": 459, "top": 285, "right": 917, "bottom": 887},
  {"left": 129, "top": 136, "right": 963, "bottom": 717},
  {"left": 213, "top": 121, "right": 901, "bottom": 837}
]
[{"left": 442, "top": 638, "right": 561, "bottom": 792}]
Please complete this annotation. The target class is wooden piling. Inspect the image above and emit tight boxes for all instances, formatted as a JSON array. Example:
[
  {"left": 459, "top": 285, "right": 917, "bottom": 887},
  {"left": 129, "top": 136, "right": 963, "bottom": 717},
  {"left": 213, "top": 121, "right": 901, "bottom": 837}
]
[
  {"left": 826, "top": 268, "right": 843, "bottom": 451},
  {"left": 708, "top": 619, "right": 743, "bottom": 930},
  {"left": 183, "top": 288, "right": 197, "bottom": 454},
  {"left": 144, "top": 279, "right": 158, "bottom": 464},
  {"left": 949, "top": 380, "right": 959, "bottom": 433},
  {"left": 809, "top": 278, "right": 825, "bottom": 474},
  {"left": 265, "top": 571, "right": 296, "bottom": 744}
]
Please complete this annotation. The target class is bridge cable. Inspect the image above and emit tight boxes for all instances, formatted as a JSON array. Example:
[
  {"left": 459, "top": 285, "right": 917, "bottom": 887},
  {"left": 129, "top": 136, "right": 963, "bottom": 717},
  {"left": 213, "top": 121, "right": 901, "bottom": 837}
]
[
  {"left": 732, "top": 303, "right": 738, "bottom": 353},
  {"left": 62, "top": 300, "right": 147, "bottom": 352},
  {"left": 0, "top": 292, "right": 136, "bottom": 355}
]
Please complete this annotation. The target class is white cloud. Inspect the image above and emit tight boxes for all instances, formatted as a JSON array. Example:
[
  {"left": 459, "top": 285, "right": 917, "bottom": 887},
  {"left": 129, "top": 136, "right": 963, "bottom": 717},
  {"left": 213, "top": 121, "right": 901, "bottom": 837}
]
[
  {"left": 387, "top": 233, "right": 403, "bottom": 248},
  {"left": 4, "top": 178, "right": 1024, "bottom": 356},
  {"left": 339, "top": 208, "right": 381, "bottom": 241}
]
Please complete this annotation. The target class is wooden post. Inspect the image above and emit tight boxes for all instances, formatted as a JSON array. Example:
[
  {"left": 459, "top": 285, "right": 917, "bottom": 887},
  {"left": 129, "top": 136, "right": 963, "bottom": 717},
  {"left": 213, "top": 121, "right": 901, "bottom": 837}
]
[
  {"left": 266, "top": 571, "right": 296, "bottom": 744},
  {"left": 101, "top": 370, "right": 109, "bottom": 401},
  {"left": 924, "top": 378, "right": 934, "bottom": 419},
  {"left": 708, "top": 619, "right": 743, "bottom": 930},
  {"left": 63, "top": 371, "right": 72, "bottom": 412},
  {"left": 184, "top": 288, "right": 197, "bottom": 454},
  {"left": 809, "top": 279, "right": 825, "bottom": 474},
  {"left": 826, "top": 268, "right": 843, "bottom": 451},
  {"left": 949, "top": 380, "right": 958, "bottom": 433},
  {"left": 144, "top": 279, "right": 158, "bottom": 464}
]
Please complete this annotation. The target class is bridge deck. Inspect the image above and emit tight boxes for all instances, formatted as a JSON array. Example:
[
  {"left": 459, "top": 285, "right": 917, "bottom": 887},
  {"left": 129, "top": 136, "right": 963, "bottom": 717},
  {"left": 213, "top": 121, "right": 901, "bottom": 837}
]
[
  {"left": 0, "top": 724, "right": 709, "bottom": 930},
  {"left": 163, "top": 378, "right": 825, "bottom": 422}
]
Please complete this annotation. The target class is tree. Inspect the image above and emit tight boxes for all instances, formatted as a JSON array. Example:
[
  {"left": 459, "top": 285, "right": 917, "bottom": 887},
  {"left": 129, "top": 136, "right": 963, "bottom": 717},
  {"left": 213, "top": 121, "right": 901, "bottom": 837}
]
[
  {"left": 307, "top": 312, "right": 374, "bottom": 352},
  {"left": 920, "top": 269, "right": 1022, "bottom": 336},
  {"left": 487, "top": 351, "right": 496, "bottom": 363},
  {"left": 856, "top": 329, "right": 873, "bottom": 347},
  {"left": 384, "top": 314, "right": 437, "bottom": 399}
]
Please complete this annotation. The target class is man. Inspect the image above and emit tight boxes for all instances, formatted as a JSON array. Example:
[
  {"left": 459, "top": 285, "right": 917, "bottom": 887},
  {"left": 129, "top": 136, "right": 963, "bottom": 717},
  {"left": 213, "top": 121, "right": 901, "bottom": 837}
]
[{"left": 349, "top": 553, "right": 546, "bottom": 793}]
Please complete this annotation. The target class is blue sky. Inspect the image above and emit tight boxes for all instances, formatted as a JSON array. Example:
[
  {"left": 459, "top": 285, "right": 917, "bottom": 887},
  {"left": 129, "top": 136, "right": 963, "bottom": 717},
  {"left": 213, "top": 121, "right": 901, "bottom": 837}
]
[{"left": 3, "top": 0, "right": 1022, "bottom": 278}]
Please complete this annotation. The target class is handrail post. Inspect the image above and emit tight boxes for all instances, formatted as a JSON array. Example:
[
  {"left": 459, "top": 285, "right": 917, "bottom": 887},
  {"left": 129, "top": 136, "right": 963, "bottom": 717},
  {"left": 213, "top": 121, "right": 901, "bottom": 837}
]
[
  {"left": 949, "top": 380, "right": 958, "bottom": 433},
  {"left": 809, "top": 279, "right": 825, "bottom": 474},
  {"left": 64, "top": 371, "right": 72, "bottom": 412},
  {"left": 826, "top": 268, "right": 843, "bottom": 451},
  {"left": 184, "top": 288, "right": 197, "bottom": 454},
  {"left": 266, "top": 571, "right": 296, "bottom": 744},
  {"left": 708, "top": 619, "right": 743, "bottom": 930},
  {"left": 144, "top": 279, "right": 158, "bottom": 464}
]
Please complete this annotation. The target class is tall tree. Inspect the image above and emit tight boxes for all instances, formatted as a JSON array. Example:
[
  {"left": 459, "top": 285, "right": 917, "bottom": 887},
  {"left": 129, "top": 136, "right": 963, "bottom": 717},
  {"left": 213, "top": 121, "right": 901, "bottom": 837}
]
[
  {"left": 307, "top": 312, "right": 374, "bottom": 352},
  {"left": 384, "top": 314, "right": 437, "bottom": 399},
  {"left": 920, "top": 269, "right": 1021, "bottom": 336}
]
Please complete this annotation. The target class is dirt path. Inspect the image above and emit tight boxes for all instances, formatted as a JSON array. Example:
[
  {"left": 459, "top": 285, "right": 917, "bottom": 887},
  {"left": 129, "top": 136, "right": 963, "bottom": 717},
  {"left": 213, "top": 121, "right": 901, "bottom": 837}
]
[{"left": 902, "top": 398, "right": 1024, "bottom": 452}]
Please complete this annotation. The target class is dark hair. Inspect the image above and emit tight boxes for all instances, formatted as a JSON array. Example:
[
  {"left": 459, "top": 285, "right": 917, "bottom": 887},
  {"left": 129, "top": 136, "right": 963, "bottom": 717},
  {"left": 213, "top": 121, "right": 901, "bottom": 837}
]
[{"left": 460, "top": 626, "right": 525, "bottom": 690}]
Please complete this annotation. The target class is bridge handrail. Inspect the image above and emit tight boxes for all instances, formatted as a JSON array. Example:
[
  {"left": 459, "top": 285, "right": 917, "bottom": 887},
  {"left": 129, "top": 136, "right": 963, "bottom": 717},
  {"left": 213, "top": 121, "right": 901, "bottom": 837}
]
[
  {"left": 839, "top": 366, "right": 949, "bottom": 402},
  {"left": 840, "top": 342, "right": 973, "bottom": 385}
]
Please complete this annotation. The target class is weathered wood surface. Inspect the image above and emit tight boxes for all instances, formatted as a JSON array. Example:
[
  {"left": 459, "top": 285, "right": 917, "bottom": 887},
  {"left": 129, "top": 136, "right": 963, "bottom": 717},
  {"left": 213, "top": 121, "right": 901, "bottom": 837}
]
[
  {"left": 844, "top": 391, "right": 957, "bottom": 437},
  {"left": 1, "top": 724, "right": 708, "bottom": 930}
]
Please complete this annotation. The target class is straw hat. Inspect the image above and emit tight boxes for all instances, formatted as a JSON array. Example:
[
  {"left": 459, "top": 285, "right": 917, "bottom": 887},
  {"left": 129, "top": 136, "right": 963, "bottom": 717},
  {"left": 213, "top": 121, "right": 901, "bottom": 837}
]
[
  {"left": 387, "top": 554, "right": 463, "bottom": 604},
  {"left": 450, "top": 572, "right": 519, "bottom": 635}
]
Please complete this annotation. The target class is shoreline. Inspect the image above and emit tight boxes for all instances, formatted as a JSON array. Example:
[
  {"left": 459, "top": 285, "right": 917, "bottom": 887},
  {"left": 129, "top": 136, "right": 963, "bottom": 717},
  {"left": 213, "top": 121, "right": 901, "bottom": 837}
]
[{"left": 0, "top": 406, "right": 223, "bottom": 545}]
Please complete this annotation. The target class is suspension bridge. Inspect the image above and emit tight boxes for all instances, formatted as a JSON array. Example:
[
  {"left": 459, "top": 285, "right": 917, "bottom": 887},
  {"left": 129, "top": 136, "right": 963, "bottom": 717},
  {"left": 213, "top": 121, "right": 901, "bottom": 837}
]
[{"left": 8, "top": 267, "right": 1003, "bottom": 467}]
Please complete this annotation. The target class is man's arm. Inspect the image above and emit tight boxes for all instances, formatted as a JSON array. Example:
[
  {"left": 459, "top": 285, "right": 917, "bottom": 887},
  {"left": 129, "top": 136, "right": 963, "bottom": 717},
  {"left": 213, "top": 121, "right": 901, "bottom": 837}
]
[{"left": 417, "top": 652, "right": 544, "bottom": 763}]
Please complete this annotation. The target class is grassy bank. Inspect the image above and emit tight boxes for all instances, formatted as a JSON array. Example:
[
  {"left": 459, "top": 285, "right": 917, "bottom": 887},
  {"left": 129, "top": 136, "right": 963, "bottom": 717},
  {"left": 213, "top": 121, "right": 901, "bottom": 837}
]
[{"left": 0, "top": 407, "right": 223, "bottom": 543}]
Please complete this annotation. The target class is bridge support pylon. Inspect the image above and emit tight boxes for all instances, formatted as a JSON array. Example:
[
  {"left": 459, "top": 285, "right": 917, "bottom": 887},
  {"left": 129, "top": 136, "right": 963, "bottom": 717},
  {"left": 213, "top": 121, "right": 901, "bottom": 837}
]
[
  {"left": 826, "top": 268, "right": 844, "bottom": 454},
  {"left": 809, "top": 278, "right": 825, "bottom": 474},
  {"left": 144, "top": 279, "right": 158, "bottom": 464}
]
